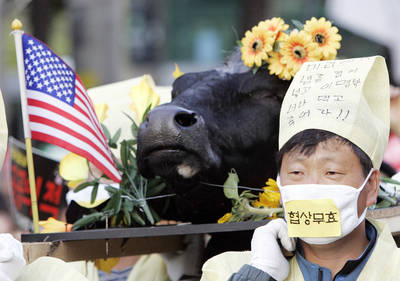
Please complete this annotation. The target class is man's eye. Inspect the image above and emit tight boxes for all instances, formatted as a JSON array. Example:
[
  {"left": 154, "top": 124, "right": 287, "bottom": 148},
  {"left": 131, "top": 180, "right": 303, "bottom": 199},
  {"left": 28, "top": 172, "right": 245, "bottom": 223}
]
[
  {"left": 326, "top": 171, "right": 338, "bottom": 175},
  {"left": 290, "top": 171, "right": 302, "bottom": 175}
]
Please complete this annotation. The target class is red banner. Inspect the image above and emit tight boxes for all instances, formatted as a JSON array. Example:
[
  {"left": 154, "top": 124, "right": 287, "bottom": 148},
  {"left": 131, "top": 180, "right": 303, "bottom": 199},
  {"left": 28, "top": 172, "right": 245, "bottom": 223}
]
[{"left": 8, "top": 137, "right": 68, "bottom": 224}]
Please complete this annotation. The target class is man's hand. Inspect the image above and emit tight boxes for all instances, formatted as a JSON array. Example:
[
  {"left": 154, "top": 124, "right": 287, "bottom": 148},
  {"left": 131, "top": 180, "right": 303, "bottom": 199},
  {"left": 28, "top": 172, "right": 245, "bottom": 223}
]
[{"left": 250, "top": 218, "right": 295, "bottom": 281}]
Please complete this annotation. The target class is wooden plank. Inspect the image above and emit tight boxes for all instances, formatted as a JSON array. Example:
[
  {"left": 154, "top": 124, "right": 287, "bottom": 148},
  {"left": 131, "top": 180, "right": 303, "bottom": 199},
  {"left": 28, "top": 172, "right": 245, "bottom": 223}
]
[
  {"left": 21, "top": 221, "right": 268, "bottom": 243},
  {"left": 23, "top": 235, "right": 184, "bottom": 264},
  {"left": 22, "top": 210, "right": 400, "bottom": 263}
]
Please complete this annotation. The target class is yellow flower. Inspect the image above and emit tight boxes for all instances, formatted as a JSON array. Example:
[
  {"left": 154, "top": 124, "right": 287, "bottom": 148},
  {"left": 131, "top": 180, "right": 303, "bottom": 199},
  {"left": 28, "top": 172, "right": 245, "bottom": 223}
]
[
  {"left": 130, "top": 76, "right": 160, "bottom": 123},
  {"left": 59, "top": 152, "right": 89, "bottom": 187},
  {"left": 173, "top": 63, "right": 184, "bottom": 79},
  {"left": 94, "top": 103, "right": 109, "bottom": 123},
  {"left": 280, "top": 30, "right": 321, "bottom": 76},
  {"left": 218, "top": 213, "right": 232, "bottom": 224},
  {"left": 303, "top": 17, "right": 341, "bottom": 60},
  {"left": 252, "top": 178, "right": 280, "bottom": 209},
  {"left": 39, "top": 217, "right": 72, "bottom": 233},
  {"left": 95, "top": 258, "right": 120, "bottom": 275},
  {"left": 241, "top": 26, "right": 275, "bottom": 68},
  {"left": 258, "top": 17, "right": 289, "bottom": 41},
  {"left": 267, "top": 51, "right": 293, "bottom": 80}
]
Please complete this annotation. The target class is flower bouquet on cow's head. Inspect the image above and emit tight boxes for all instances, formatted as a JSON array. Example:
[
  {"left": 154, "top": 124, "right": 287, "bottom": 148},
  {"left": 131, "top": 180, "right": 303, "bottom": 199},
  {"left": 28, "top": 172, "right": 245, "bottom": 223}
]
[
  {"left": 240, "top": 17, "right": 341, "bottom": 80},
  {"left": 58, "top": 76, "right": 171, "bottom": 230}
]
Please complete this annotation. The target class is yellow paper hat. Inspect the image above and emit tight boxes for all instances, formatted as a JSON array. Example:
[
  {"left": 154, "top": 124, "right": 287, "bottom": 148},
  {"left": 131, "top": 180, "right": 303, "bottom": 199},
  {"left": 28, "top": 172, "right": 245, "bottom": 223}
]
[{"left": 279, "top": 56, "right": 390, "bottom": 168}]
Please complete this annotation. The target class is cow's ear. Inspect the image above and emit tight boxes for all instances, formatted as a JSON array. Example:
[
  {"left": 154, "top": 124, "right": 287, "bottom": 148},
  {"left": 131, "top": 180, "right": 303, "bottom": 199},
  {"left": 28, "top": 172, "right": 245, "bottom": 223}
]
[
  {"left": 172, "top": 70, "right": 218, "bottom": 99},
  {"left": 238, "top": 69, "right": 290, "bottom": 100}
]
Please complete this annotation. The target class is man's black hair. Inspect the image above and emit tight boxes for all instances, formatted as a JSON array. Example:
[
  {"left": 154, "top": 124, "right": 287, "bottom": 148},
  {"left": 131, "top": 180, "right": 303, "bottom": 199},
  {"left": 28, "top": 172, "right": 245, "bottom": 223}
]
[{"left": 276, "top": 129, "right": 373, "bottom": 176}]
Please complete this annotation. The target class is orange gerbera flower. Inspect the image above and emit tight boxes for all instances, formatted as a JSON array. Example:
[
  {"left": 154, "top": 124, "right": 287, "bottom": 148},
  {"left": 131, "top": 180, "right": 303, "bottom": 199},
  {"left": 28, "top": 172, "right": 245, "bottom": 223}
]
[
  {"left": 267, "top": 51, "right": 293, "bottom": 80},
  {"left": 258, "top": 17, "right": 289, "bottom": 41},
  {"left": 280, "top": 30, "right": 321, "bottom": 75}
]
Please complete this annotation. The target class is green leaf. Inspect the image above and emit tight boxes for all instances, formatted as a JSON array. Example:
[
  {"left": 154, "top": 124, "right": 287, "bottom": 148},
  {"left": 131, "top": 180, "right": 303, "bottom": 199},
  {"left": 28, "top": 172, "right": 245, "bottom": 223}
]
[
  {"left": 101, "top": 124, "right": 111, "bottom": 141},
  {"left": 120, "top": 141, "right": 128, "bottom": 168},
  {"left": 146, "top": 182, "right": 166, "bottom": 197},
  {"left": 149, "top": 205, "right": 161, "bottom": 223},
  {"left": 252, "top": 67, "right": 259, "bottom": 75},
  {"left": 111, "top": 128, "right": 122, "bottom": 144},
  {"left": 90, "top": 182, "right": 99, "bottom": 204},
  {"left": 375, "top": 200, "right": 392, "bottom": 209},
  {"left": 122, "top": 208, "right": 131, "bottom": 225},
  {"left": 223, "top": 169, "right": 239, "bottom": 200},
  {"left": 104, "top": 185, "right": 118, "bottom": 196},
  {"left": 131, "top": 211, "right": 146, "bottom": 226},
  {"left": 104, "top": 192, "right": 122, "bottom": 213},
  {"left": 273, "top": 41, "right": 280, "bottom": 52},
  {"left": 74, "top": 180, "right": 98, "bottom": 193},
  {"left": 381, "top": 177, "right": 400, "bottom": 185},
  {"left": 236, "top": 40, "right": 243, "bottom": 47},
  {"left": 291, "top": 19, "right": 304, "bottom": 30},
  {"left": 140, "top": 201, "right": 154, "bottom": 224},
  {"left": 141, "top": 104, "right": 152, "bottom": 122},
  {"left": 72, "top": 212, "right": 103, "bottom": 230}
]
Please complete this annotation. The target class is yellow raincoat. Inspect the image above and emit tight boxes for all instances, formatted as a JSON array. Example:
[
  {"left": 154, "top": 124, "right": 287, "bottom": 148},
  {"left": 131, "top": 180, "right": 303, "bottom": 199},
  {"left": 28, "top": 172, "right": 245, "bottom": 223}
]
[
  {"left": 200, "top": 219, "right": 400, "bottom": 281},
  {"left": 17, "top": 254, "right": 170, "bottom": 281}
]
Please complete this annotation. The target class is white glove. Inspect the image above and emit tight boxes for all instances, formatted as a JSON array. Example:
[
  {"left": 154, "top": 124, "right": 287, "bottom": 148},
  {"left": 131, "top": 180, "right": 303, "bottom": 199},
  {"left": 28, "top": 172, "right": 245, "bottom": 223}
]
[
  {"left": 0, "top": 233, "right": 26, "bottom": 281},
  {"left": 250, "top": 218, "right": 296, "bottom": 281}
]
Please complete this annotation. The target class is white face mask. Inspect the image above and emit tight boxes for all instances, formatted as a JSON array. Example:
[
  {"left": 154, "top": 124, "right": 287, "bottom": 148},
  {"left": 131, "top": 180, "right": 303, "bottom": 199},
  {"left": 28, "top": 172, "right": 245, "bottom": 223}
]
[{"left": 277, "top": 169, "right": 374, "bottom": 245}]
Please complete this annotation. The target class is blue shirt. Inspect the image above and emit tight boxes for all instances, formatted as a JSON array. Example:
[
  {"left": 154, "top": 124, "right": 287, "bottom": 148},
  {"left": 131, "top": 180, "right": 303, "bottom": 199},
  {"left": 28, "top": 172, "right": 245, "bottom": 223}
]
[
  {"left": 296, "top": 220, "right": 377, "bottom": 281},
  {"left": 228, "top": 220, "right": 377, "bottom": 281}
]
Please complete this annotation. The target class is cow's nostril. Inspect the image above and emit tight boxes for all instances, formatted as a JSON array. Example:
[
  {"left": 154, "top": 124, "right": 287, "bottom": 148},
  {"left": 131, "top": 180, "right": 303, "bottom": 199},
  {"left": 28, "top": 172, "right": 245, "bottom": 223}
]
[{"left": 175, "top": 112, "right": 197, "bottom": 127}]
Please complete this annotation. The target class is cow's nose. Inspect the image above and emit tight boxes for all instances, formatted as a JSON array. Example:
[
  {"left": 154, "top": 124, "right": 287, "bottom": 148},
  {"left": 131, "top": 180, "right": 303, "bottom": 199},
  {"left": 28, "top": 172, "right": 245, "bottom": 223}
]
[
  {"left": 174, "top": 111, "right": 197, "bottom": 128},
  {"left": 142, "top": 105, "right": 202, "bottom": 133}
]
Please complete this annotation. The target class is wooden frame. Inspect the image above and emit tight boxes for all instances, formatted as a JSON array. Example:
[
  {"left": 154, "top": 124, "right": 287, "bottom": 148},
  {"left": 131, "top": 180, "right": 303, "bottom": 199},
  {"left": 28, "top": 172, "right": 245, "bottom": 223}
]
[{"left": 22, "top": 207, "right": 400, "bottom": 263}]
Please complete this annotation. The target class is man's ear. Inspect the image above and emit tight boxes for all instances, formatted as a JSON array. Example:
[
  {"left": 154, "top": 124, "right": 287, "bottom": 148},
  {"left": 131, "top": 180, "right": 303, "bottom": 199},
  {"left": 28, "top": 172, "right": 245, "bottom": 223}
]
[{"left": 366, "top": 169, "right": 380, "bottom": 207}]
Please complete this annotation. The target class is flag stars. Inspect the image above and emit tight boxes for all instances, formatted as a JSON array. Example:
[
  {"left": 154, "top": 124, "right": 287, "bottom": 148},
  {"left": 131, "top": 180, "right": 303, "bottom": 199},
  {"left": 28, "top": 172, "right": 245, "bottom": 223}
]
[
  {"left": 30, "top": 54, "right": 35, "bottom": 60},
  {"left": 28, "top": 40, "right": 34, "bottom": 45},
  {"left": 26, "top": 48, "right": 32, "bottom": 54},
  {"left": 47, "top": 86, "right": 53, "bottom": 93},
  {"left": 40, "top": 73, "right": 46, "bottom": 79},
  {"left": 37, "top": 83, "right": 43, "bottom": 89},
  {"left": 57, "top": 92, "right": 62, "bottom": 98},
  {"left": 34, "top": 76, "right": 39, "bottom": 82}
]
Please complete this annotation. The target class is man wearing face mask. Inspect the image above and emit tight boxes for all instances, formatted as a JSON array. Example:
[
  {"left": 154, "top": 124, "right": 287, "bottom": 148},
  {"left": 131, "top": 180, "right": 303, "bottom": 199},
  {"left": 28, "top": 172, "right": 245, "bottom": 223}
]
[{"left": 200, "top": 56, "right": 400, "bottom": 281}]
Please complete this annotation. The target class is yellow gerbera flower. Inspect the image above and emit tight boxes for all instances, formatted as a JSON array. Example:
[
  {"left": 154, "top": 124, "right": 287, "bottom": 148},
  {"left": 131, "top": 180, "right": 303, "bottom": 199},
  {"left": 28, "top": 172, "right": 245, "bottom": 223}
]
[
  {"left": 252, "top": 178, "right": 281, "bottom": 209},
  {"left": 39, "top": 217, "right": 72, "bottom": 233},
  {"left": 173, "top": 63, "right": 184, "bottom": 79},
  {"left": 241, "top": 26, "right": 275, "bottom": 68},
  {"left": 218, "top": 212, "right": 232, "bottom": 224},
  {"left": 267, "top": 51, "right": 293, "bottom": 80},
  {"left": 280, "top": 30, "right": 321, "bottom": 75},
  {"left": 258, "top": 17, "right": 289, "bottom": 41},
  {"left": 303, "top": 17, "right": 342, "bottom": 60}
]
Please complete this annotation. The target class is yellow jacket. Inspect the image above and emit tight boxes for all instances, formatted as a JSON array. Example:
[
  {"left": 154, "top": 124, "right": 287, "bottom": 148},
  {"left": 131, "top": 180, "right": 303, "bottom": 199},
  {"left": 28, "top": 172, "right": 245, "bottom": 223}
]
[
  {"left": 17, "top": 254, "right": 171, "bottom": 281},
  {"left": 201, "top": 220, "right": 400, "bottom": 281}
]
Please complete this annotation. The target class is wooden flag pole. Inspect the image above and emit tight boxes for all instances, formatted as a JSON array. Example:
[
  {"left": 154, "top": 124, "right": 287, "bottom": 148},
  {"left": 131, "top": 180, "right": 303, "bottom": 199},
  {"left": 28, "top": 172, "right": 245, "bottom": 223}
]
[{"left": 11, "top": 19, "right": 40, "bottom": 233}]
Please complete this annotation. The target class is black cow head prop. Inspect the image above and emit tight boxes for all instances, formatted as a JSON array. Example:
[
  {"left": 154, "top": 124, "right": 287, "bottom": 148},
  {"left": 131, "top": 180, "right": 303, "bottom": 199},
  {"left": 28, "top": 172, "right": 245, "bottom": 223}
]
[{"left": 137, "top": 51, "right": 290, "bottom": 224}]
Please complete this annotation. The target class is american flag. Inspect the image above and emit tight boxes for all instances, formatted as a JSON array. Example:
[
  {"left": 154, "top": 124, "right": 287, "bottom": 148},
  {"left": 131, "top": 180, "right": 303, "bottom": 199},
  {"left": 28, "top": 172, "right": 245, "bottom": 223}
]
[{"left": 21, "top": 33, "right": 121, "bottom": 183}]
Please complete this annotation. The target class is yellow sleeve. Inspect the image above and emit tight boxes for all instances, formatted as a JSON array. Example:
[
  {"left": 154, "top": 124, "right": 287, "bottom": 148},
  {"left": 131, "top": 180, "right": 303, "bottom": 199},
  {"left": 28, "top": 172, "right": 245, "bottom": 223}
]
[
  {"left": 201, "top": 251, "right": 251, "bottom": 281},
  {"left": 17, "top": 257, "right": 90, "bottom": 281}
]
